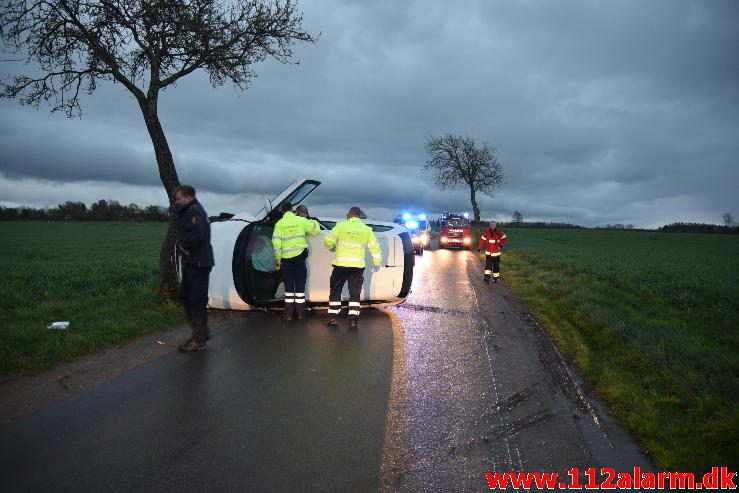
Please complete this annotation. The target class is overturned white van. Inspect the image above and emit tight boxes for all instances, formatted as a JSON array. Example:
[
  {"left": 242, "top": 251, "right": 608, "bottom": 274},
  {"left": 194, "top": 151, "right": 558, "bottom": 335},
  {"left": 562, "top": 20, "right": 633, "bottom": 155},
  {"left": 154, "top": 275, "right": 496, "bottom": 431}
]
[{"left": 202, "top": 179, "right": 414, "bottom": 310}]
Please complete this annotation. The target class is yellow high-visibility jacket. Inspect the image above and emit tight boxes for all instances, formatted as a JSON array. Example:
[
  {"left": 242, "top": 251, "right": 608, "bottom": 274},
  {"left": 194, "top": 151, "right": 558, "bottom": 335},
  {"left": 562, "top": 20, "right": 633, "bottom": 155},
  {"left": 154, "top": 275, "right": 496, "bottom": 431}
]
[
  {"left": 324, "top": 217, "right": 382, "bottom": 268},
  {"left": 272, "top": 211, "right": 320, "bottom": 261}
]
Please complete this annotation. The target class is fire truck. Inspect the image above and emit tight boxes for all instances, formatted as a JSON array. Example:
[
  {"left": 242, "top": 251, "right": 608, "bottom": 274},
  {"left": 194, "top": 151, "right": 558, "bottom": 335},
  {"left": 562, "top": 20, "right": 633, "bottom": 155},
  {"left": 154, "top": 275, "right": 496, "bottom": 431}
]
[{"left": 438, "top": 212, "right": 472, "bottom": 249}]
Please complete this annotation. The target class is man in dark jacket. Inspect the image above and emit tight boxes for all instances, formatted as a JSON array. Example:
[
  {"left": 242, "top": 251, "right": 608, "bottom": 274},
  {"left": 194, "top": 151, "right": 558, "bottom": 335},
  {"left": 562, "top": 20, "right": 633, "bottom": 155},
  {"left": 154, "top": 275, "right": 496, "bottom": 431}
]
[{"left": 174, "top": 185, "right": 215, "bottom": 351}]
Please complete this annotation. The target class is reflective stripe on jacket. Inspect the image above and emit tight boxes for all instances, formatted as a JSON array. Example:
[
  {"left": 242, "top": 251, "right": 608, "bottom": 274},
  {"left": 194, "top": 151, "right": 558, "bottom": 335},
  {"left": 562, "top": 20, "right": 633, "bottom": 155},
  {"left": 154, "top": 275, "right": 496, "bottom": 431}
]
[
  {"left": 272, "top": 211, "right": 320, "bottom": 261},
  {"left": 324, "top": 217, "right": 382, "bottom": 268},
  {"left": 478, "top": 227, "right": 508, "bottom": 256}
]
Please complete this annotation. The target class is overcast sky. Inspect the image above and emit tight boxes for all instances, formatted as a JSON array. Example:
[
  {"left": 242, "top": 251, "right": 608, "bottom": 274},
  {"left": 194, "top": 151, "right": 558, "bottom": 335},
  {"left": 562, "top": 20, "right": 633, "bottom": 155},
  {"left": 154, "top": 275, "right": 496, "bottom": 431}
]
[{"left": 1, "top": 0, "right": 738, "bottom": 228}]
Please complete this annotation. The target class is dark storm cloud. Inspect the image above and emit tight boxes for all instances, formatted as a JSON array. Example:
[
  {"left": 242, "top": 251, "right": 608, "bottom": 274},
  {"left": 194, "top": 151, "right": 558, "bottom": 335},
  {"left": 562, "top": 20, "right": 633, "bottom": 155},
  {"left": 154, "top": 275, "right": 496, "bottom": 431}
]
[
  {"left": 0, "top": 117, "right": 154, "bottom": 185},
  {"left": 1, "top": 0, "right": 738, "bottom": 227}
]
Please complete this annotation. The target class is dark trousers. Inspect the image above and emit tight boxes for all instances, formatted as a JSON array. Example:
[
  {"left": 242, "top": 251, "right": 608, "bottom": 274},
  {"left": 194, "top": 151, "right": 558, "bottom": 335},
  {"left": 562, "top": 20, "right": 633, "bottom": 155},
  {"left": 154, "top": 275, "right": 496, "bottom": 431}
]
[
  {"left": 281, "top": 250, "right": 308, "bottom": 305},
  {"left": 179, "top": 263, "right": 211, "bottom": 343},
  {"left": 484, "top": 254, "right": 501, "bottom": 279},
  {"left": 328, "top": 266, "right": 364, "bottom": 318}
]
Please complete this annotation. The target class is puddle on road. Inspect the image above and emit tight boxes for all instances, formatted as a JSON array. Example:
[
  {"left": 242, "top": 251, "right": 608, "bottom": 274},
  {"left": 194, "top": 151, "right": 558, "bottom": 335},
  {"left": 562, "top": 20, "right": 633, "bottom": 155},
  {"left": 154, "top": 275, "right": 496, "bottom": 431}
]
[{"left": 388, "top": 303, "right": 468, "bottom": 317}]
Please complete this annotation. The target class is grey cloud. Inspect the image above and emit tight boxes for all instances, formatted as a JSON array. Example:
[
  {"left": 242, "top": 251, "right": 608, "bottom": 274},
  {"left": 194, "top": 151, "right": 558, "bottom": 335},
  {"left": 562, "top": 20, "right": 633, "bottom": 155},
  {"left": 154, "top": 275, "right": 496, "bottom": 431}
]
[
  {"left": 0, "top": 110, "right": 158, "bottom": 186},
  {"left": 2, "top": 0, "right": 738, "bottom": 227}
]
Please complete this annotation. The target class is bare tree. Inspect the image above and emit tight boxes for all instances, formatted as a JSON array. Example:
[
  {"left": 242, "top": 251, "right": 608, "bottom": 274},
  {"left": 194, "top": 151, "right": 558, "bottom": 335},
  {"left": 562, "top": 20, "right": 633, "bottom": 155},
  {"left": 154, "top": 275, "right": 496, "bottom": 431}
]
[
  {"left": 1, "top": 0, "right": 316, "bottom": 297},
  {"left": 723, "top": 213, "right": 734, "bottom": 226},
  {"left": 424, "top": 134, "right": 504, "bottom": 240},
  {"left": 511, "top": 210, "right": 523, "bottom": 224}
]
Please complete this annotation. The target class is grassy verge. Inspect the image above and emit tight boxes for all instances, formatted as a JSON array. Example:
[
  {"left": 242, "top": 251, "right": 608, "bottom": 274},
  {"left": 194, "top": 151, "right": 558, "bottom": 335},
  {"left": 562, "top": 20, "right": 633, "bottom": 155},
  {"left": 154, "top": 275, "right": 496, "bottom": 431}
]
[
  {"left": 0, "top": 222, "right": 183, "bottom": 374},
  {"left": 494, "top": 228, "right": 738, "bottom": 473}
]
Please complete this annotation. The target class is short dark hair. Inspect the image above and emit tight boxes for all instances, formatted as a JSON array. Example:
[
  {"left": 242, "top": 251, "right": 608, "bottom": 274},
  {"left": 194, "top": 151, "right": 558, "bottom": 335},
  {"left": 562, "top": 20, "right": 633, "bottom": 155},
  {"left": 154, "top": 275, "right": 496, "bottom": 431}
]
[
  {"left": 348, "top": 206, "right": 362, "bottom": 218},
  {"left": 174, "top": 185, "right": 196, "bottom": 198},
  {"left": 281, "top": 202, "right": 292, "bottom": 212}
]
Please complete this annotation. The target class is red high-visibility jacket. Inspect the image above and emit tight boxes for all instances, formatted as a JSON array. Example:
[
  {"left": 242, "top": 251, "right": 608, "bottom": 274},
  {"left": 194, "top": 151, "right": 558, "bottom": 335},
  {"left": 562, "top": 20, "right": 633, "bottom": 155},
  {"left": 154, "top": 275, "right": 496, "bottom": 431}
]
[{"left": 478, "top": 227, "right": 508, "bottom": 256}]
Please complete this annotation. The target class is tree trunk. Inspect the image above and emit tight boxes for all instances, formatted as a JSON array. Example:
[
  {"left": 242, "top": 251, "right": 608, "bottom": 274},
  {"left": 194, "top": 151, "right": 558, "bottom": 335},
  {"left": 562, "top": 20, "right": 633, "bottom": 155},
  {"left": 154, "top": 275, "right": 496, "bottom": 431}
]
[
  {"left": 470, "top": 188, "right": 481, "bottom": 245},
  {"left": 138, "top": 100, "right": 181, "bottom": 299}
]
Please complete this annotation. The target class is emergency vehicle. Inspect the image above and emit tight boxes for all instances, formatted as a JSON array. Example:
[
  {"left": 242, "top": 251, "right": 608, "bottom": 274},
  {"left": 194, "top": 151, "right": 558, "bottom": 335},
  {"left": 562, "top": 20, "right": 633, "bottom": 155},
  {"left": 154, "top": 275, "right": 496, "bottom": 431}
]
[
  {"left": 438, "top": 212, "right": 472, "bottom": 249},
  {"left": 202, "top": 179, "right": 414, "bottom": 310},
  {"left": 394, "top": 212, "right": 431, "bottom": 255}
]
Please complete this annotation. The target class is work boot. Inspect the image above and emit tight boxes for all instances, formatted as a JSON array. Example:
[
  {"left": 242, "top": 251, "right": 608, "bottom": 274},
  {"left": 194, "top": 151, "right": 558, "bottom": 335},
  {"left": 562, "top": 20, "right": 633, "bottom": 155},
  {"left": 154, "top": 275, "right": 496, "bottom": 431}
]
[
  {"left": 179, "top": 339, "right": 206, "bottom": 352},
  {"left": 348, "top": 317, "right": 358, "bottom": 330},
  {"left": 184, "top": 306, "right": 211, "bottom": 340},
  {"left": 483, "top": 277, "right": 490, "bottom": 284},
  {"left": 179, "top": 318, "right": 206, "bottom": 351},
  {"left": 295, "top": 302, "right": 305, "bottom": 320},
  {"left": 326, "top": 316, "right": 338, "bottom": 326},
  {"left": 181, "top": 336, "right": 209, "bottom": 346},
  {"left": 283, "top": 302, "right": 295, "bottom": 321},
  {"left": 493, "top": 277, "right": 498, "bottom": 284}
]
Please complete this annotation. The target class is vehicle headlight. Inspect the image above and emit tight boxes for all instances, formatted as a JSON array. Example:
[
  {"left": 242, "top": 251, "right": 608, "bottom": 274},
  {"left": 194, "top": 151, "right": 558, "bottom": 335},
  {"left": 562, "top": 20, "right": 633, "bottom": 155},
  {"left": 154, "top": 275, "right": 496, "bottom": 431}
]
[
  {"left": 421, "top": 233, "right": 428, "bottom": 242},
  {"left": 463, "top": 237, "right": 471, "bottom": 244},
  {"left": 440, "top": 236, "right": 447, "bottom": 242}
]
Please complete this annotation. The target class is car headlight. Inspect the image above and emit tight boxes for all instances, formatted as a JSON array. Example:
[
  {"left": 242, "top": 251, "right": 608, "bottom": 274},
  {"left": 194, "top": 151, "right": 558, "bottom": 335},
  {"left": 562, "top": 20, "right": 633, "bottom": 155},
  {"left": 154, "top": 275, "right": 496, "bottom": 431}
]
[
  {"left": 440, "top": 236, "right": 447, "bottom": 242},
  {"left": 463, "top": 237, "right": 471, "bottom": 244}
]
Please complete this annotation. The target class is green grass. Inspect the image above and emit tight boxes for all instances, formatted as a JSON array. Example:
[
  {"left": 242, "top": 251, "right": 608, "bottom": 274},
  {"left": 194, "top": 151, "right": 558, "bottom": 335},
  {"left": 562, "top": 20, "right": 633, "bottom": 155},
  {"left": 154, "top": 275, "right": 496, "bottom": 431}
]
[
  {"left": 0, "top": 222, "right": 183, "bottom": 374},
  {"left": 496, "top": 228, "right": 739, "bottom": 473}
]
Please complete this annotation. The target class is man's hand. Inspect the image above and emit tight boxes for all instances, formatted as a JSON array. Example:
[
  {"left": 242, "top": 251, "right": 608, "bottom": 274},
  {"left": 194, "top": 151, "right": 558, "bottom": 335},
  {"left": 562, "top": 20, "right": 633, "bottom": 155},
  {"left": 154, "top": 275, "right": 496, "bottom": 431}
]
[
  {"left": 373, "top": 265, "right": 381, "bottom": 273},
  {"left": 276, "top": 263, "right": 281, "bottom": 271}
]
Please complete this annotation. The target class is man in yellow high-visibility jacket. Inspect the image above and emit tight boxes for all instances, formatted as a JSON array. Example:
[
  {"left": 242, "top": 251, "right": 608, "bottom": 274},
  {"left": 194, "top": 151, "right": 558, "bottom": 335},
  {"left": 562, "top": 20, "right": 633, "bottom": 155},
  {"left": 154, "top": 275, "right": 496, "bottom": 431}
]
[
  {"left": 273, "top": 202, "right": 320, "bottom": 320},
  {"left": 323, "top": 206, "right": 382, "bottom": 329}
]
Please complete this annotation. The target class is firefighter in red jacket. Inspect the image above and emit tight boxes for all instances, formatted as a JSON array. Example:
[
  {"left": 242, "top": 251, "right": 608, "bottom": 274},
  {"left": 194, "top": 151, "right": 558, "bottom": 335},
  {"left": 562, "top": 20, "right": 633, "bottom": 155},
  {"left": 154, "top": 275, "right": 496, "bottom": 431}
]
[{"left": 478, "top": 221, "right": 508, "bottom": 283}]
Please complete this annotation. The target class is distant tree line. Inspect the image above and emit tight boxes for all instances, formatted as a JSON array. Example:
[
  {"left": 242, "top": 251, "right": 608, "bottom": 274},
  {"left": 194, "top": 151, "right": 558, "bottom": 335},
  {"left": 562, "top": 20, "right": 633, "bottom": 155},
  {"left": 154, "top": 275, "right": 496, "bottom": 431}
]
[
  {"left": 497, "top": 221, "right": 584, "bottom": 229},
  {"left": 500, "top": 210, "right": 583, "bottom": 229},
  {"left": 600, "top": 224, "right": 635, "bottom": 230},
  {"left": 0, "top": 200, "right": 170, "bottom": 221},
  {"left": 659, "top": 222, "right": 739, "bottom": 234},
  {"left": 501, "top": 209, "right": 738, "bottom": 233}
]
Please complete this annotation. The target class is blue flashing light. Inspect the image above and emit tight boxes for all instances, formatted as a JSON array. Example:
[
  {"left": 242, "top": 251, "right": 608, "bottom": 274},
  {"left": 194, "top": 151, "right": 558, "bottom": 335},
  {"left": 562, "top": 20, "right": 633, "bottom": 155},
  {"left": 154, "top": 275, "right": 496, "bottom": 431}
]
[
  {"left": 404, "top": 220, "right": 419, "bottom": 229},
  {"left": 402, "top": 213, "right": 411, "bottom": 220},
  {"left": 419, "top": 213, "right": 427, "bottom": 220}
]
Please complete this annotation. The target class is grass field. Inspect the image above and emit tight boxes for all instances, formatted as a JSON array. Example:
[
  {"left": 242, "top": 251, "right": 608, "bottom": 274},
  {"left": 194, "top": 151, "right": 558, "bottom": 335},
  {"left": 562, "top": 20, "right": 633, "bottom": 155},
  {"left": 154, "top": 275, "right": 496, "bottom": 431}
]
[
  {"left": 497, "top": 228, "right": 739, "bottom": 473},
  {"left": 0, "top": 222, "right": 183, "bottom": 375}
]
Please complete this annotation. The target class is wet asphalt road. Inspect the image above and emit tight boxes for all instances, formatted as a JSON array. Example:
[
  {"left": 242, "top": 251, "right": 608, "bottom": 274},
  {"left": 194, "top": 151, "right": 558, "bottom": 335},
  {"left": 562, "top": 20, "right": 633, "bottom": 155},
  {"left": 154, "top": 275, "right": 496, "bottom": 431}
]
[{"left": 1, "top": 243, "right": 652, "bottom": 492}]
